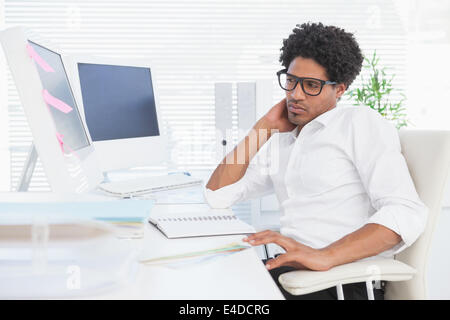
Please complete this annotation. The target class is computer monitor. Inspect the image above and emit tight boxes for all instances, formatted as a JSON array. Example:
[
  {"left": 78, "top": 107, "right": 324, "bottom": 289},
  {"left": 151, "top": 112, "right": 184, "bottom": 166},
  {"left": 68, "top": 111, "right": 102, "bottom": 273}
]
[
  {"left": 0, "top": 27, "right": 103, "bottom": 194},
  {"left": 64, "top": 55, "right": 167, "bottom": 173}
]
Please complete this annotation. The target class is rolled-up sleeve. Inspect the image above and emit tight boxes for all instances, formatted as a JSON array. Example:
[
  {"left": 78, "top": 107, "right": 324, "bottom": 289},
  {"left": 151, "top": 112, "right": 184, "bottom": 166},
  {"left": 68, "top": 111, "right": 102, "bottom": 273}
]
[
  {"left": 203, "top": 177, "right": 248, "bottom": 209},
  {"left": 350, "top": 108, "right": 428, "bottom": 254},
  {"left": 204, "top": 137, "right": 275, "bottom": 209}
]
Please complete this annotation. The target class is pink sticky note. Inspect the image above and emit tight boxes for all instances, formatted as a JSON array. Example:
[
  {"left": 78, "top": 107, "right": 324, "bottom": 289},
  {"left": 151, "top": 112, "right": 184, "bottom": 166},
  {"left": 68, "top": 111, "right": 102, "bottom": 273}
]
[
  {"left": 42, "top": 90, "right": 73, "bottom": 113},
  {"left": 55, "top": 132, "right": 65, "bottom": 153},
  {"left": 26, "top": 44, "right": 55, "bottom": 73},
  {"left": 56, "top": 132, "right": 75, "bottom": 155}
]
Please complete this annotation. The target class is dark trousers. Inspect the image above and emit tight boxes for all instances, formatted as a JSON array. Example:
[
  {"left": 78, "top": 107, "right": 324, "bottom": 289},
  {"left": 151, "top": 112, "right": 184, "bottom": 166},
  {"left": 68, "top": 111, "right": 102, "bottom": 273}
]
[{"left": 263, "top": 260, "right": 385, "bottom": 300}]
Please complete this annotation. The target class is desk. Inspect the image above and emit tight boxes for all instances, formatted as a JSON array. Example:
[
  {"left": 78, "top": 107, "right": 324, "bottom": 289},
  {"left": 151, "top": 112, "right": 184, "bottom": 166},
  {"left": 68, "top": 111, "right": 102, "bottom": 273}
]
[
  {"left": 94, "top": 223, "right": 283, "bottom": 299},
  {"left": 0, "top": 191, "right": 284, "bottom": 300}
]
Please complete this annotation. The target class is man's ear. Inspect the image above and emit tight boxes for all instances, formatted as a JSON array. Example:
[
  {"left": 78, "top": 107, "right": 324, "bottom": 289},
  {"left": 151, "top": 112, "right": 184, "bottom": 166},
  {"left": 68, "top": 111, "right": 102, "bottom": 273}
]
[{"left": 335, "top": 83, "right": 346, "bottom": 99}]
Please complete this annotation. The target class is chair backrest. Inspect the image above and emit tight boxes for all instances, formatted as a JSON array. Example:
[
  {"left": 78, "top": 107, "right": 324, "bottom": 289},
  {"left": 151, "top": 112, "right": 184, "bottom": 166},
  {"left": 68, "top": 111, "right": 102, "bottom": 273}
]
[{"left": 385, "top": 130, "right": 450, "bottom": 300}]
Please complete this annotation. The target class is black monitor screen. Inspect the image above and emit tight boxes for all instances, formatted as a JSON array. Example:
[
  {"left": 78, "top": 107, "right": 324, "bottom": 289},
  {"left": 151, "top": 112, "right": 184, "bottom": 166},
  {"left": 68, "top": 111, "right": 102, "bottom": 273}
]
[
  {"left": 77, "top": 63, "right": 160, "bottom": 141},
  {"left": 28, "top": 40, "right": 90, "bottom": 152}
]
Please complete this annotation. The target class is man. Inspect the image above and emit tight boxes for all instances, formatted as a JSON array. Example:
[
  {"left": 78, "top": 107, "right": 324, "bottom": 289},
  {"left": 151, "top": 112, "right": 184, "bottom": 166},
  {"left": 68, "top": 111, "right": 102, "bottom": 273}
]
[{"left": 204, "top": 23, "right": 427, "bottom": 300}]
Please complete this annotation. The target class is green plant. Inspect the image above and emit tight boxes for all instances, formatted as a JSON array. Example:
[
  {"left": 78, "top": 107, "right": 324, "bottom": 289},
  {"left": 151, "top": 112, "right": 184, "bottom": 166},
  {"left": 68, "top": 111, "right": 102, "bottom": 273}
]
[{"left": 346, "top": 51, "right": 409, "bottom": 129}]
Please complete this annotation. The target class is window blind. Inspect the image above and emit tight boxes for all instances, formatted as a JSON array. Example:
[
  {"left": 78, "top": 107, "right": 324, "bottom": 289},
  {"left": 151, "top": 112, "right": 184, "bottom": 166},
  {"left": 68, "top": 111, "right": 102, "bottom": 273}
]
[{"left": 2, "top": 0, "right": 407, "bottom": 193}]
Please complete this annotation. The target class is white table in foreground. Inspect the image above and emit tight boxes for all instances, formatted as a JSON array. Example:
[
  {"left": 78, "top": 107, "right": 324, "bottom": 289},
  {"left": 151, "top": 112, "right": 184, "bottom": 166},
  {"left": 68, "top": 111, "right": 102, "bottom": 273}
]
[
  {"left": 0, "top": 191, "right": 283, "bottom": 299},
  {"left": 94, "top": 223, "right": 284, "bottom": 300}
]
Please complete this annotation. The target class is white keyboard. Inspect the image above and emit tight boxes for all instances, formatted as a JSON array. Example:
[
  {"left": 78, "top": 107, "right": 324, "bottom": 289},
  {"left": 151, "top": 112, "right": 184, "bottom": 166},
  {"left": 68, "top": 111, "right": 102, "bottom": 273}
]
[{"left": 98, "top": 174, "right": 203, "bottom": 197}]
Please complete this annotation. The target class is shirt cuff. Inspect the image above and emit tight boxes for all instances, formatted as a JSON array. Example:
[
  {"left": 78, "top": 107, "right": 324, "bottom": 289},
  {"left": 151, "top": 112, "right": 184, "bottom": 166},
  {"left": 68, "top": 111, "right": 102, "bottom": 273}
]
[{"left": 367, "top": 203, "right": 428, "bottom": 255}]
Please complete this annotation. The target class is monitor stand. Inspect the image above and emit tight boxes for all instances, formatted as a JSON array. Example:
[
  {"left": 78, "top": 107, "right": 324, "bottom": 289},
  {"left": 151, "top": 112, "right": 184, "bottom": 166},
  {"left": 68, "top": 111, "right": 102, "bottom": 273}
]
[
  {"left": 17, "top": 143, "right": 110, "bottom": 192},
  {"left": 17, "top": 143, "right": 38, "bottom": 192}
]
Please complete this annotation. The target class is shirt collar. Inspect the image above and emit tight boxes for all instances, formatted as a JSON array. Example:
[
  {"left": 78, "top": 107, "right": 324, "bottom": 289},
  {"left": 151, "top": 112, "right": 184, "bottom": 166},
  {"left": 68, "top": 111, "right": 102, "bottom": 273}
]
[
  {"left": 289, "top": 126, "right": 300, "bottom": 139},
  {"left": 289, "top": 106, "right": 340, "bottom": 140},
  {"left": 311, "top": 106, "right": 340, "bottom": 127}
]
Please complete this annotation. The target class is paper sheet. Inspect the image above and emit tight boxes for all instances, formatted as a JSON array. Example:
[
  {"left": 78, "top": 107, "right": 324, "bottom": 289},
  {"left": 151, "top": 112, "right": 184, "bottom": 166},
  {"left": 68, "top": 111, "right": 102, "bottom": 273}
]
[{"left": 139, "top": 242, "right": 250, "bottom": 267}]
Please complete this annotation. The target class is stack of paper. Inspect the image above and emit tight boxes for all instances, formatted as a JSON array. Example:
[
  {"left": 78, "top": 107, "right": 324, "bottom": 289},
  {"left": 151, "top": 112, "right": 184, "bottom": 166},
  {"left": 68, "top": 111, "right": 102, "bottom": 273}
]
[
  {"left": 0, "top": 199, "right": 155, "bottom": 239},
  {"left": 0, "top": 220, "right": 138, "bottom": 298},
  {"left": 140, "top": 241, "right": 251, "bottom": 267}
]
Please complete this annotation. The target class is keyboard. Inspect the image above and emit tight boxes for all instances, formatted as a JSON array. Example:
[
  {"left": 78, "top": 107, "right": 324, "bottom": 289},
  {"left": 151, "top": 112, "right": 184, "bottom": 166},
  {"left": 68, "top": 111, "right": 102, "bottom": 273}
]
[{"left": 98, "top": 174, "right": 203, "bottom": 197}]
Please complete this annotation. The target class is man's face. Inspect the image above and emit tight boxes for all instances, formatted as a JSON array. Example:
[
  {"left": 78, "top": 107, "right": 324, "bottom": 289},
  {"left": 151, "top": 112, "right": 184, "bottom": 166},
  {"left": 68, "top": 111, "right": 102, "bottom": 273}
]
[{"left": 285, "top": 56, "right": 346, "bottom": 129}]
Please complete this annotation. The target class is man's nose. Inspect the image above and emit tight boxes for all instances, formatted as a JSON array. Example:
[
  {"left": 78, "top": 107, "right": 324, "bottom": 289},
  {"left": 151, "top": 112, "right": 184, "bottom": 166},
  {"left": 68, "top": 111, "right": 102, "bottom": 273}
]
[{"left": 290, "top": 81, "right": 307, "bottom": 100}]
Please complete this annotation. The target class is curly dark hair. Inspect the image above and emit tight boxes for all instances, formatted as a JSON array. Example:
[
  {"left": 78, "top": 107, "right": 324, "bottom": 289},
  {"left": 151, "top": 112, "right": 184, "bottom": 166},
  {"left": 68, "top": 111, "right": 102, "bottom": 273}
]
[{"left": 279, "top": 22, "right": 363, "bottom": 89}]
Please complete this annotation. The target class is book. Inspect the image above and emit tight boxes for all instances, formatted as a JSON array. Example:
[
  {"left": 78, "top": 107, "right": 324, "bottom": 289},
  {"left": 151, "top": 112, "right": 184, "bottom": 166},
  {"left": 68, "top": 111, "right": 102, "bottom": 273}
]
[
  {"left": 0, "top": 198, "right": 154, "bottom": 239},
  {"left": 0, "top": 220, "right": 138, "bottom": 298},
  {"left": 148, "top": 204, "right": 256, "bottom": 239}
]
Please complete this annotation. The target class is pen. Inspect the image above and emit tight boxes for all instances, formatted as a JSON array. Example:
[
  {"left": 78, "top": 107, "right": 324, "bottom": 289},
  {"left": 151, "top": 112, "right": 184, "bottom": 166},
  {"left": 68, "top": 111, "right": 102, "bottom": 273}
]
[{"left": 263, "top": 244, "right": 270, "bottom": 260}]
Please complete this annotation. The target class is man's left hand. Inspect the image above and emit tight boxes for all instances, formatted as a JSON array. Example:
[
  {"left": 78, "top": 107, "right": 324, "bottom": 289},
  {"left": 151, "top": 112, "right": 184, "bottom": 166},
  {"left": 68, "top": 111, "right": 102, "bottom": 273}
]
[{"left": 243, "top": 230, "right": 332, "bottom": 271}]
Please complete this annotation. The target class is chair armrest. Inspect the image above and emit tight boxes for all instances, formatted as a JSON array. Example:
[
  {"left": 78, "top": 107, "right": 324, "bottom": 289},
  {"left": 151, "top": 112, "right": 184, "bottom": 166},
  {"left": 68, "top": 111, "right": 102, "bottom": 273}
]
[{"left": 278, "top": 258, "right": 416, "bottom": 296}]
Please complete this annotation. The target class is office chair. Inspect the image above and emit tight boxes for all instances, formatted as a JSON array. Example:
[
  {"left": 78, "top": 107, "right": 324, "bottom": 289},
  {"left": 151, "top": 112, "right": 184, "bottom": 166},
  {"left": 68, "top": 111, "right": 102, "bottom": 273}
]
[{"left": 278, "top": 129, "right": 450, "bottom": 300}]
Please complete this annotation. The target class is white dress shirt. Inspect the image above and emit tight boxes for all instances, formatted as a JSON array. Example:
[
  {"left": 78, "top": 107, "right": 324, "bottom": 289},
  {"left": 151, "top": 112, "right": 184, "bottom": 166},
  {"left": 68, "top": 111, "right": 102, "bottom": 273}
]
[{"left": 204, "top": 105, "right": 428, "bottom": 258}]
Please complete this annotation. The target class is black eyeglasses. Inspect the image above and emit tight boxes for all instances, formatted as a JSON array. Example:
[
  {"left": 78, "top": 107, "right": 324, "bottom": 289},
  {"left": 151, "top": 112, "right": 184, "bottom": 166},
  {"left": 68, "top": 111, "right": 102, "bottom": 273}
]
[{"left": 276, "top": 69, "right": 336, "bottom": 96}]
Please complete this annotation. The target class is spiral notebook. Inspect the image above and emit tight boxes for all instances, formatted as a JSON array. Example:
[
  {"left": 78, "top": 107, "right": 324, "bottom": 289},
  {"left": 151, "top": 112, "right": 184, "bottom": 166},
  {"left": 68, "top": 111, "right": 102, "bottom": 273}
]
[{"left": 148, "top": 204, "right": 256, "bottom": 239}]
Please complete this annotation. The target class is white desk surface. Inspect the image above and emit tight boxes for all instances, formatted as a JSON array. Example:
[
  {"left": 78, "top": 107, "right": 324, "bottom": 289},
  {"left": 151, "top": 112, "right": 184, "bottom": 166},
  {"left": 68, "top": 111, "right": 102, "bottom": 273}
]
[
  {"left": 91, "top": 223, "right": 283, "bottom": 300},
  {"left": 0, "top": 191, "right": 284, "bottom": 300}
]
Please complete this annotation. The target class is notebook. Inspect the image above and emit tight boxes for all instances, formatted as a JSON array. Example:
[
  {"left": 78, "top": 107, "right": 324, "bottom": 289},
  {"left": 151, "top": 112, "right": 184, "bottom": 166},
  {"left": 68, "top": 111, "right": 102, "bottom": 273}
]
[{"left": 148, "top": 204, "right": 256, "bottom": 239}]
